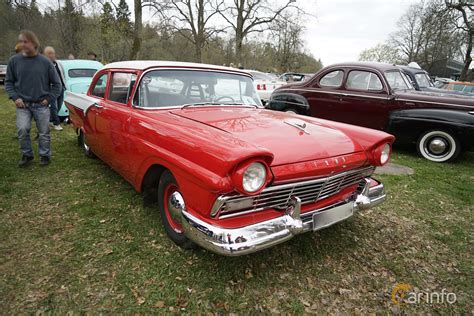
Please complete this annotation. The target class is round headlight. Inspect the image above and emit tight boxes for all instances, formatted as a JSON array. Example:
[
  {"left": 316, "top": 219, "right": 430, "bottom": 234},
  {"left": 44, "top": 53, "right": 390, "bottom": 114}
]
[
  {"left": 242, "top": 162, "right": 267, "bottom": 193},
  {"left": 380, "top": 143, "right": 391, "bottom": 165}
]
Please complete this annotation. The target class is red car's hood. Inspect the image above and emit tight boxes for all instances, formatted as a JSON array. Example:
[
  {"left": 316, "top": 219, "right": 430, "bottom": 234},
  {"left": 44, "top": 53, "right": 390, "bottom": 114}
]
[{"left": 170, "top": 107, "right": 365, "bottom": 166}]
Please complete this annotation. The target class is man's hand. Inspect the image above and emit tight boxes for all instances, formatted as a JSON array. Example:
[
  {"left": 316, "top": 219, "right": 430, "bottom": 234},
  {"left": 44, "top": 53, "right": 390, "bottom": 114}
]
[
  {"left": 40, "top": 99, "right": 49, "bottom": 106},
  {"left": 15, "top": 98, "right": 25, "bottom": 108}
]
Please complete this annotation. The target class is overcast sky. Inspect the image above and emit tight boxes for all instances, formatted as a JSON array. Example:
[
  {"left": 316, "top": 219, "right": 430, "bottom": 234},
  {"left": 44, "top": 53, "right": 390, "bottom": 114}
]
[
  {"left": 300, "top": 0, "right": 420, "bottom": 65},
  {"left": 130, "top": 0, "right": 421, "bottom": 66}
]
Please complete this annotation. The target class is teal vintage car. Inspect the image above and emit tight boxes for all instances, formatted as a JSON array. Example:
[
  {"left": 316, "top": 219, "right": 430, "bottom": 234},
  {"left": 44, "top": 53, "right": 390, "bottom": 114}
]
[{"left": 57, "top": 59, "right": 103, "bottom": 118}]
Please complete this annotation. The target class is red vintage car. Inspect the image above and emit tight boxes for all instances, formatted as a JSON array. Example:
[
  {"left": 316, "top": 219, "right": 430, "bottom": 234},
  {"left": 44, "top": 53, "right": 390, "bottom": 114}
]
[{"left": 65, "top": 61, "right": 394, "bottom": 256}]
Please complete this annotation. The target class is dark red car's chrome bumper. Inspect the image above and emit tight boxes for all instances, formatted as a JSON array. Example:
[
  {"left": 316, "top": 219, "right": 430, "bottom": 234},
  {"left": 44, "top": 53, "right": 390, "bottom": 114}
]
[{"left": 180, "top": 178, "right": 386, "bottom": 256}]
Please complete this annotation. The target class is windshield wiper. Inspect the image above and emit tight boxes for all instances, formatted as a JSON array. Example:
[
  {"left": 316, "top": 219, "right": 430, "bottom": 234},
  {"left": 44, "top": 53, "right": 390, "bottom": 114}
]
[{"left": 181, "top": 102, "right": 259, "bottom": 109}]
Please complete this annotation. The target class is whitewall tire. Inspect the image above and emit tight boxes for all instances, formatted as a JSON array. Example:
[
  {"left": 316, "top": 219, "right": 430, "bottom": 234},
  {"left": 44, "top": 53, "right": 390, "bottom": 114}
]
[{"left": 416, "top": 130, "right": 461, "bottom": 163}]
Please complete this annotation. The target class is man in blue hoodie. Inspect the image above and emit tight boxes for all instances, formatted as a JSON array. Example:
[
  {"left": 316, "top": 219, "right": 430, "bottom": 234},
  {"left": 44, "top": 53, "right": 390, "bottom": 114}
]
[{"left": 5, "top": 30, "right": 61, "bottom": 167}]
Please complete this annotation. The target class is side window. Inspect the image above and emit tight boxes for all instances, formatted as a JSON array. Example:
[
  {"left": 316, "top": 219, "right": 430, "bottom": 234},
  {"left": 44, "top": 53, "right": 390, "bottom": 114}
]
[
  {"left": 109, "top": 72, "right": 137, "bottom": 104},
  {"left": 319, "top": 70, "right": 343, "bottom": 87},
  {"left": 346, "top": 71, "right": 383, "bottom": 91},
  {"left": 90, "top": 73, "right": 108, "bottom": 98}
]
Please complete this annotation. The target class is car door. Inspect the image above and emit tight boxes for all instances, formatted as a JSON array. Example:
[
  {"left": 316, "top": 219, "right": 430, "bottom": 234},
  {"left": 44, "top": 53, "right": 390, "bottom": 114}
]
[
  {"left": 84, "top": 72, "right": 110, "bottom": 155},
  {"left": 307, "top": 69, "right": 346, "bottom": 120},
  {"left": 94, "top": 71, "right": 137, "bottom": 177},
  {"left": 332, "top": 70, "right": 392, "bottom": 130}
]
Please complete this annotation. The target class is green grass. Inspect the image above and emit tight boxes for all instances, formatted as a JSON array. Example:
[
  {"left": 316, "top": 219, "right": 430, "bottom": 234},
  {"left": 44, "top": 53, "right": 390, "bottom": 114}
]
[{"left": 0, "top": 89, "right": 473, "bottom": 314}]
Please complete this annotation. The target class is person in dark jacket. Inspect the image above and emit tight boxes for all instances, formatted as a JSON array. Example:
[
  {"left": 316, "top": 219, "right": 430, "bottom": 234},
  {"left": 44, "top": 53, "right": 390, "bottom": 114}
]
[
  {"left": 5, "top": 30, "right": 61, "bottom": 167},
  {"left": 44, "top": 46, "right": 65, "bottom": 130}
]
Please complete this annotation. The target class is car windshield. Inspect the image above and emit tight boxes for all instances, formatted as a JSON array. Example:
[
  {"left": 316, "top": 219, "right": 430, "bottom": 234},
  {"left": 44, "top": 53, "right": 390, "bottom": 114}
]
[
  {"left": 68, "top": 68, "right": 98, "bottom": 78},
  {"left": 448, "top": 83, "right": 474, "bottom": 93},
  {"left": 415, "top": 73, "right": 433, "bottom": 88},
  {"left": 134, "top": 70, "right": 262, "bottom": 108},
  {"left": 0, "top": 65, "right": 7, "bottom": 69},
  {"left": 385, "top": 70, "right": 413, "bottom": 90}
]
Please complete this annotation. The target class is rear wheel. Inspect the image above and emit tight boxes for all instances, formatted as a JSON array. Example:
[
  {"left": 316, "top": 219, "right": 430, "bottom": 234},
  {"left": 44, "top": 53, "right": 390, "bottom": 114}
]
[
  {"left": 78, "top": 130, "right": 95, "bottom": 158},
  {"left": 158, "top": 170, "right": 195, "bottom": 249},
  {"left": 416, "top": 130, "right": 461, "bottom": 163}
]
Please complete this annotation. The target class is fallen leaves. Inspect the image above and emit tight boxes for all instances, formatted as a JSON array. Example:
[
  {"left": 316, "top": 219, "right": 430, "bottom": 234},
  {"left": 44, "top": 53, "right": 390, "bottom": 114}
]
[
  {"left": 131, "top": 287, "right": 145, "bottom": 305},
  {"left": 154, "top": 300, "right": 165, "bottom": 308}
]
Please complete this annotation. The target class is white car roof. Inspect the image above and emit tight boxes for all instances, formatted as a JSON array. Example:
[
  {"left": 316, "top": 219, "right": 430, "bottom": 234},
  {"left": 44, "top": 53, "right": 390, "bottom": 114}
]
[{"left": 103, "top": 60, "right": 251, "bottom": 76}]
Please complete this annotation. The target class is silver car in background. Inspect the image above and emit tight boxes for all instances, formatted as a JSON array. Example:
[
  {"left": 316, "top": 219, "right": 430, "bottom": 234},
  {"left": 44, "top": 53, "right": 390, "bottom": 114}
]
[{"left": 247, "top": 70, "right": 287, "bottom": 104}]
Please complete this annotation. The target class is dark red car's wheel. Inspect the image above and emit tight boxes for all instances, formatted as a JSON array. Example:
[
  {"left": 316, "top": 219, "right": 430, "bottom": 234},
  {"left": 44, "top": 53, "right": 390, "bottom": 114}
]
[{"left": 158, "top": 170, "right": 195, "bottom": 249}]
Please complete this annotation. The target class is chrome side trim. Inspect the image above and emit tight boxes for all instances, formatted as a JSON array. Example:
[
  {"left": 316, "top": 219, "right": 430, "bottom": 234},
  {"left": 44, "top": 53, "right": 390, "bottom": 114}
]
[
  {"left": 275, "top": 88, "right": 391, "bottom": 100},
  {"left": 396, "top": 98, "right": 473, "bottom": 109}
]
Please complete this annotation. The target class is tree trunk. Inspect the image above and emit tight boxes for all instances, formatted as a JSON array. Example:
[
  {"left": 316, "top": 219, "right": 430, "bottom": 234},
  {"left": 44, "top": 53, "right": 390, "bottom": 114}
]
[
  {"left": 460, "top": 32, "right": 472, "bottom": 81},
  {"left": 195, "top": 43, "right": 202, "bottom": 63},
  {"left": 235, "top": 35, "right": 243, "bottom": 65},
  {"left": 129, "top": 0, "right": 142, "bottom": 60},
  {"left": 234, "top": 0, "right": 245, "bottom": 65}
]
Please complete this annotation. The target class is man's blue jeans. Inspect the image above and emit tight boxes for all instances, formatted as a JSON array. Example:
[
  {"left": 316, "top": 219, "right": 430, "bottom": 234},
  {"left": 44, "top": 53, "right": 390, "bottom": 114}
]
[{"left": 16, "top": 103, "right": 51, "bottom": 158}]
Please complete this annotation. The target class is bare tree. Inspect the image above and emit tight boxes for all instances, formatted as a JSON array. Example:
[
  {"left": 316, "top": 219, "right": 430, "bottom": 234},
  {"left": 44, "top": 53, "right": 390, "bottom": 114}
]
[
  {"left": 217, "top": 0, "right": 300, "bottom": 64},
  {"left": 389, "top": 0, "right": 465, "bottom": 70},
  {"left": 158, "top": 0, "right": 224, "bottom": 62},
  {"left": 358, "top": 43, "right": 401, "bottom": 64},
  {"left": 390, "top": 2, "right": 425, "bottom": 63},
  {"left": 270, "top": 12, "right": 304, "bottom": 71},
  {"left": 445, "top": 0, "right": 473, "bottom": 81}
]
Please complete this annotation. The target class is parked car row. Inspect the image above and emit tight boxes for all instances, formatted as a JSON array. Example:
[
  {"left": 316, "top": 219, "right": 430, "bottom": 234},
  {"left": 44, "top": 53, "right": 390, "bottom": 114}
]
[
  {"left": 64, "top": 61, "right": 394, "bottom": 256},
  {"left": 53, "top": 59, "right": 473, "bottom": 256},
  {"left": 267, "top": 62, "right": 474, "bottom": 163}
]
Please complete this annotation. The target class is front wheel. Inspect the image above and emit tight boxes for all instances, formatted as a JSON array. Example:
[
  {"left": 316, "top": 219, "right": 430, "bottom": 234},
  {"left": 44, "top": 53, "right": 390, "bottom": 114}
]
[
  {"left": 416, "top": 130, "right": 461, "bottom": 163},
  {"left": 158, "top": 170, "right": 195, "bottom": 249}
]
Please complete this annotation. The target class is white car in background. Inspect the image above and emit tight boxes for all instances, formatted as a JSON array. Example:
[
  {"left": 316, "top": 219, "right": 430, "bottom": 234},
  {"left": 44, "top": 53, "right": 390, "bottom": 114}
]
[{"left": 247, "top": 70, "right": 286, "bottom": 104}]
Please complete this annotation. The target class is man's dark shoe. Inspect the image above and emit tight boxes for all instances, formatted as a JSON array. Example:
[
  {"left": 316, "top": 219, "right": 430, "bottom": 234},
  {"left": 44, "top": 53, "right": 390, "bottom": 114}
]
[
  {"left": 39, "top": 156, "right": 50, "bottom": 166},
  {"left": 18, "top": 155, "right": 34, "bottom": 168}
]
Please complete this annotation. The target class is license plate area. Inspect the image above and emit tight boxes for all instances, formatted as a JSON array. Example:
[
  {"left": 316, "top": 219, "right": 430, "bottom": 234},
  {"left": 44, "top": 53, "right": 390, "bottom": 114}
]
[{"left": 312, "top": 202, "right": 354, "bottom": 231}]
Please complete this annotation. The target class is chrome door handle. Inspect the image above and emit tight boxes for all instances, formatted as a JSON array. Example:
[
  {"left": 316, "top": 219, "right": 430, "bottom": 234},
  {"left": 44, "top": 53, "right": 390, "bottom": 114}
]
[{"left": 93, "top": 103, "right": 104, "bottom": 109}]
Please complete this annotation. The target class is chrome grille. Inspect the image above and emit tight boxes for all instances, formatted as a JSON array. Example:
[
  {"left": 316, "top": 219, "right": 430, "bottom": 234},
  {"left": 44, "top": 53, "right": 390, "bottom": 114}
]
[{"left": 215, "top": 166, "right": 375, "bottom": 219}]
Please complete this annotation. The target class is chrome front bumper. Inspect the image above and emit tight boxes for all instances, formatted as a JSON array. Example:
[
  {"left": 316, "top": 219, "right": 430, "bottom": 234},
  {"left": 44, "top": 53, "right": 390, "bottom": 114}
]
[{"left": 181, "top": 178, "right": 386, "bottom": 256}]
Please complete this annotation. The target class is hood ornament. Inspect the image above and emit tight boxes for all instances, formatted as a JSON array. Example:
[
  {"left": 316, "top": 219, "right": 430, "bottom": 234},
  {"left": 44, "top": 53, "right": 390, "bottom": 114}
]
[{"left": 284, "top": 119, "right": 310, "bottom": 134}]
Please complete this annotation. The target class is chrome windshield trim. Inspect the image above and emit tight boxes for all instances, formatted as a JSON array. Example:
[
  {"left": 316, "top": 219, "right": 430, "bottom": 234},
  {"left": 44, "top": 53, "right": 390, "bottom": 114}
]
[{"left": 131, "top": 67, "right": 262, "bottom": 109}]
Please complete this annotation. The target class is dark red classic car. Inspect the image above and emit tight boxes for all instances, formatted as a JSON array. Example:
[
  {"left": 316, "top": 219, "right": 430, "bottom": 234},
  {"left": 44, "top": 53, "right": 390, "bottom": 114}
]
[
  {"left": 267, "top": 62, "right": 474, "bottom": 163},
  {"left": 65, "top": 61, "right": 394, "bottom": 256}
]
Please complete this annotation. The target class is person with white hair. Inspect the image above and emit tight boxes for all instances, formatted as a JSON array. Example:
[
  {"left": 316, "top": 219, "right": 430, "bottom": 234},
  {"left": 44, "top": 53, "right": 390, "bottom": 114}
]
[{"left": 43, "top": 46, "right": 65, "bottom": 131}]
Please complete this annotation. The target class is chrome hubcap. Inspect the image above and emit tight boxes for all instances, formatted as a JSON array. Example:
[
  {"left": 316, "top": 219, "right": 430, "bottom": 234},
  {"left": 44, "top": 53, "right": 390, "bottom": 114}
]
[
  {"left": 428, "top": 138, "right": 447, "bottom": 155},
  {"left": 168, "top": 191, "right": 185, "bottom": 227}
]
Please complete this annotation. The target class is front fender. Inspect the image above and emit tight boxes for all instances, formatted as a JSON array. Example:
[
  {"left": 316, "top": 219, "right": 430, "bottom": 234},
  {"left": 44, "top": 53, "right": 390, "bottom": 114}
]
[
  {"left": 387, "top": 109, "right": 474, "bottom": 149},
  {"left": 267, "top": 92, "right": 310, "bottom": 114}
]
